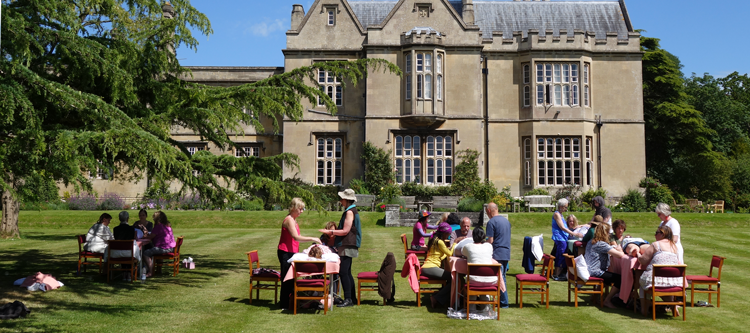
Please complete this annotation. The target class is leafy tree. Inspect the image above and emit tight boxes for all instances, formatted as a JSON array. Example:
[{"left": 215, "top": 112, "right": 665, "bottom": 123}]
[
  {"left": 451, "top": 149, "right": 481, "bottom": 197},
  {"left": 641, "top": 36, "right": 731, "bottom": 200},
  {"left": 362, "top": 141, "right": 394, "bottom": 196},
  {"left": 0, "top": 0, "right": 398, "bottom": 237}
]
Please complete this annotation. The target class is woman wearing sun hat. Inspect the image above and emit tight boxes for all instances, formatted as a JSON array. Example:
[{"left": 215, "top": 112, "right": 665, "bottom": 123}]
[
  {"left": 421, "top": 222, "right": 457, "bottom": 308},
  {"left": 319, "top": 189, "right": 362, "bottom": 307},
  {"left": 411, "top": 210, "right": 438, "bottom": 250}
]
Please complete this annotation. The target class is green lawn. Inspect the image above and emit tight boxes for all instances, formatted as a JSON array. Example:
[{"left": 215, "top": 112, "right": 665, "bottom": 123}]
[{"left": 1, "top": 211, "right": 749, "bottom": 332}]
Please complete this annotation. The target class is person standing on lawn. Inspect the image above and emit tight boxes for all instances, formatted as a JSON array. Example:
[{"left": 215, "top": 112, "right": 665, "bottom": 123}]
[
  {"left": 485, "top": 202, "right": 511, "bottom": 308},
  {"left": 319, "top": 189, "right": 362, "bottom": 308},
  {"left": 656, "top": 203, "right": 683, "bottom": 264},
  {"left": 551, "top": 198, "right": 583, "bottom": 281},
  {"left": 277, "top": 198, "right": 321, "bottom": 310}
]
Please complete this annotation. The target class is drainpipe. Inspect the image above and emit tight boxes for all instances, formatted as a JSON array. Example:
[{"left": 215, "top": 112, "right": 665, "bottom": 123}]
[
  {"left": 596, "top": 115, "right": 603, "bottom": 188},
  {"left": 482, "top": 55, "right": 489, "bottom": 180}
]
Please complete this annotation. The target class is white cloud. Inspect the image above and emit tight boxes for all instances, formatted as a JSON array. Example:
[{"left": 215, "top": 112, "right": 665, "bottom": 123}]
[{"left": 247, "top": 19, "right": 286, "bottom": 37}]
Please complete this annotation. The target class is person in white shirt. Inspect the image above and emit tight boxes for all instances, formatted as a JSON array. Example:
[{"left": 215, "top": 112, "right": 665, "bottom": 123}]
[
  {"left": 462, "top": 227, "right": 497, "bottom": 311},
  {"left": 655, "top": 202, "right": 683, "bottom": 263},
  {"left": 84, "top": 213, "right": 114, "bottom": 254}
]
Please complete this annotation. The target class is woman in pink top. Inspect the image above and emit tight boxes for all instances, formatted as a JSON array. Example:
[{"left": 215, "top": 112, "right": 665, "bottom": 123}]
[
  {"left": 142, "top": 211, "right": 176, "bottom": 278},
  {"left": 411, "top": 210, "right": 438, "bottom": 250},
  {"left": 278, "top": 198, "right": 321, "bottom": 310}
]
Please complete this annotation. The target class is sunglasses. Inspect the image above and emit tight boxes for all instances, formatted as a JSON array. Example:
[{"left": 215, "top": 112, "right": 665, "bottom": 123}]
[{"left": 655, "top": 231, "right": 663, "bottom": 235}]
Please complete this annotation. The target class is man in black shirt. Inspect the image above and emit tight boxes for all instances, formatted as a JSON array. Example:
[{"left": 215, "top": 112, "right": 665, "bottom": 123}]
[{"left": 113, "top": 211, "right": 136, "bottom": 240}]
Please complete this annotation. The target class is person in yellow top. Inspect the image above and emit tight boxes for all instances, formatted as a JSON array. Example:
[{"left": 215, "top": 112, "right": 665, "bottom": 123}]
[{"left": 421, "top": 222, "right": 456, "bottom": 308}]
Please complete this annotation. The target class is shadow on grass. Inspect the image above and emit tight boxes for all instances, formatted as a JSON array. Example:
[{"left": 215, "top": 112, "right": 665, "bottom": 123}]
[
  {"left": 20, "top": 232, "right": 80, "bottom": 242},
  {"left": 225, "top": 297, "right": 280, "bottom": 310},
  {"left": 376, "top": 217, "right": 386, "bottom": 227}
]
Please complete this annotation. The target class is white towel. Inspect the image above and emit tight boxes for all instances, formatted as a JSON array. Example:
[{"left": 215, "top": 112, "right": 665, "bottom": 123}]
[{"left": 531, "top": 234, "right": 544, "bottom": 261}]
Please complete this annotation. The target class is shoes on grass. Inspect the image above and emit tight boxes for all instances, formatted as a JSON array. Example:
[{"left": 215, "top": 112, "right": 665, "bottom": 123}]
[
  {"left": 337, "top": 298, "right": 354, "bottom": 307},
  {"left": 552, "top": 275, "right": 567, "bottom": 282}
]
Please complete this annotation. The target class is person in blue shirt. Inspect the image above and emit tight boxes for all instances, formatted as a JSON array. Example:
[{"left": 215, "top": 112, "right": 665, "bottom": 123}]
[{"left": 485, "top": 202, "right": 511, "bottom": 308}]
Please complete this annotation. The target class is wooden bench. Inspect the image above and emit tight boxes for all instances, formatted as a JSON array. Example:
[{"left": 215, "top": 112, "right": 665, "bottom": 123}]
[
  {"left": 686, "top": 199, "right": 704, "bottom": 213},
  {"left": 523, "top": 195, "right": 554, "bottom": 212},
  {"left": 432, "top": 196, "right": 460, "bottom": 212},
  {"left": 355, "top": 194, "right": 377, "bottom": 211},
  {"left": 399, "top": 196, "right": 417, "bottom": 211}
]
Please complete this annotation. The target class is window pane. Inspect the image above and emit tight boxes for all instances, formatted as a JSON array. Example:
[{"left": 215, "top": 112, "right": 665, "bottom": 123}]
[
  {"left": 318, "top": 71, "right": 325, "bottom": 83},
  {"left": 427, "top": 136, "right": 434, "bottom": 156},
  {"left": 327, "top": 86, "right": 333, "bottom": 100},
  {"left": 405, "top": 160, "right": 411, "bottom": 183},
  {"left": 525, "top": 138, "right": 531, "bottom": 159},
  {"left": 336, "top": 86, "right": 342, "bottom": 106},
  {"left": 563, "top": 64, "right": 569, "bottom": 83},
  {"left": 318, "top": 161, "right": 324, "bottom": 184},
  {"left": 425, "top": 74, "right": 432, "bottom": 99},
  {"left": 586, "top": 161, "right": 592, "bottom": 186},
  {"left": 547, "top": 161, "right": 554, "bottom": 185},
  {"left": 536, "top": 64, "right": 544, "bottom": 83},
  {"left": 572, "top": 85, "right": 579, "bottom": 105},
  {"left": 555, "top": 138, "right": 562, "bottom": 158},
  {"left": 524, "top": 86, "right": 530, "bottom": 107},
  {"left": 573, "top": 138, "right": 580, "bottom": 158},
  {"left": 538, "top": 161, "right": 545, "bottom": 185},
  {"left": 417, "top": 54, "right": 423, "bottom": 71},
  {"left": 586, "top": 138, "right": 591, "bottom": 159},
  {"left": 406, "top": 75, "right": 412, "bottom": 99},
  {"left": 414, "top": 158, "right": 421, "bottom": 183},
  {"left": 564, "top": 139, "right": 571, "bottom": 158},
  {"left": 554, "top": 85, "right": 561, "bottom": 106},
  {"left": 396, "top": 159, "right": 403, "bottom": 183},
  {"left": 565, "top": 161, "right": 571, "bottom": 184},
  {"left": 404, "top": 136, "right": 411, "bottom": 156},
  {"left": 445, "top": 159, "right": 452, "bottom": 183},
  {"left": 584, "top": 85, "right": 589, "bottom": 107},
  {"left": 554, "top": 64, "right": 561, "bottom": 83},
  {"left": 436, "top": 136, "right": 443, "bottom": 156},
  {"left": 571, "top": 64, "right": 578, "bottom": 82},
  {"left": 327, "top": 138, "right": 333, "bottom": 158},
  {"left": 437, "top": 75, "right": 442, "bottom": 100},
  {"left": 326, "top": 161, "right": 332, "bottom": 184},
  {"left": 327, "top": 71, "right": 334, "bottom": 83},
  {"left": 445, "top": 137, "right": 452, "bottom": 157},
  {"left": 427, "top": 159, "right": 434, "bottom": 183},
  {"left": 563, "top": 85, "right": 570, "bottom": 106},
  {"left": 556, "top": 161, "right": 563, "bottom": 185},
  {"left": 574, "top": 161, "right": 580, "bottom": 185},
  {"left": 406, "top": 54, "right": 412, "bottom": 73},
  {"left": 425, "top": 54, "right": 432, "bottom": 72},
  {"left": 335, "top": 138, "right": 342, "bottom": 158},
  {"left": 437, "top": 160, "right": 443, "bottom": 183},
  {"left": 413, "top": 136, "right": 421, "bottom": 156},
  {"left": 584, "top": 64, "right": 589, "bottom": 84},
  {"left": 335, "top": 161, "right": 341, "bottom": 185},
  {"left": 318, "top": 85, "right": 325, "bottom": 105},
  {"left": 395, "top": 136, "right": 402, "bottom": 156},
  {"left": 417, "top": 75, "right": 423, "bottom": 98},
  {"left": 523, "top": 64, "right": 529, "bottom": 84},
  {"left": 318, "top": 139, "right": 325, "bottom": 158},
  {"left": 537, "top": 85, "right": 544, "bottom": 105},
  {"left": 437, "top": 54, "right": 442, "bottom": 73},
  {"left": 545, "top": 64, "right": 552, "bottom": 82},
  {"left": 328, "top": 11, "right": 334, "bottom": 25}
]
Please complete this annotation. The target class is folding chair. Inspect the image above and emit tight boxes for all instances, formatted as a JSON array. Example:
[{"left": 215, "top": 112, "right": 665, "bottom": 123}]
[
  {"left": 106, "top": 240, "right": 137, "bottom": 283},
  {"left": 516, "top": 254, "right": 554, "bottom": 308},
  {"left": 466, "top": 263, "right": 502, "bottom": 320},
  {"left": 644, "top": 264, "right": 687, "bottom": 321},
  {"left": 247, "top": 250, "right": 280, "bottom": 304},
  {"left": 687, "top": 255, "right": 725, "bottom": 307},
  {"left": 293, "top": 261, "right": 329, "bottom": 315},
  {"left": 77, "top": 234, "right": 103, "bottom": 274}
]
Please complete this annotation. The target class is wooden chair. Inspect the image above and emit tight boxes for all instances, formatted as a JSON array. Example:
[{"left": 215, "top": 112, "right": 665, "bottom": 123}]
[
  {"left": 644, "top": 264, "right": 687, "bottom": 321},
  {"left": 400, "top": 234, "right": 427, "bottom": 263},
  {"left": 687, "top": 255, "right": 725, "bottom": 307},
  {"left": 564, "top": 254, "right": 604, "bottom": 307},
  {"left": 154, "top": 236, "right": 184, "bottom": 277},
  {"left": 672, "top": 199, "right": 685, "bottom": 213},
  {"left": 247, "top": 250, "right": 280, "bottom": 304},
  {"left": 356, "top": 271, "right": 378, "bottom": 305},
  {"left": 417, "top": 264, "right": 447, "bottom": 307},
  {"left": 465, "top": 263, "right": 503, "bottom": 320},
  {"left": 685, "top": 199, "right": 704, "bottom": 213},
  {"left": 516, "top": 254, "right": 554, "bottom": 308},
  {"left": 77, "top": 234, "right": 103, "bottom": 274},
  {"left": 293, "top": 261, "right": 329, "bottom": 315},
  {"left": 106, "top": 240, "right": 137, "bottom": 283},
  {"left": 708, "top": 200, "right": 724, "bottom": 213}
]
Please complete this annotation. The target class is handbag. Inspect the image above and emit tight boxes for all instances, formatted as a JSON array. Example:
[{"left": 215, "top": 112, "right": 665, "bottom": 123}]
[{"left": 574, "top": 254, "right": 590, "bottom": 282}]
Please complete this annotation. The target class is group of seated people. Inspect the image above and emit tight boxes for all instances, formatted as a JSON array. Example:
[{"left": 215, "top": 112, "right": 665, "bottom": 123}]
[
  {"left": 83, "top": 209, "right": 176, "bottom": 280},
  {"left": 552, "top": 198, "right": 684, "bottom": 313}
]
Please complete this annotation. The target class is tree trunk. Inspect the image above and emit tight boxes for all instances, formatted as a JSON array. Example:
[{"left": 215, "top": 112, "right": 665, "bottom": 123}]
[{"left": 1, "top": 189, "right": 20, "bottom": 238}]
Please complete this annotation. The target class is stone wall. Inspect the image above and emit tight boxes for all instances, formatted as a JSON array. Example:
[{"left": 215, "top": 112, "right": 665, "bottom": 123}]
[{"left": 384, "top": 204, "right": 506, "bottom": 228}]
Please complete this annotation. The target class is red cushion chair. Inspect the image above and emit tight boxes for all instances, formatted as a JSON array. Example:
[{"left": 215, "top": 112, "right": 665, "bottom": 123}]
[
  {"left": 401, "top": 234, "right": 427, "bottom": 263},
  {"left": 77, "top": 234, "right": 103, "bottom": 274},
  {"left": 357, "top": 271, "right": 378, "bottom": 305},
  {"left": 564, "top": 254, "right": 604, "bottom": 307},
  {"left": 644, "top": 264, "right": 687, "bottom": 321},
  {"left": 293, "top": 261, "right": 329, "bottom": 315},
  {"left": 516, "top": 254, "right": 554, "bottom": 308},
  {"left": 687, "top": 255, "right": 725, "bottom": 308},
  {"left": 465, "top": 263, "right": 503, "bottom": 320},
  {"left": 417, "top": 269, "right": 446, "bottom": 308},
  {"left": 247, "top": 250, "right": 280, "bottom": 304},
  {"left": 106, "top": 240, "right": 137, "bottom": 283},
  {"left": 153, "top": 236, "right": 183, "bottom": 277}
]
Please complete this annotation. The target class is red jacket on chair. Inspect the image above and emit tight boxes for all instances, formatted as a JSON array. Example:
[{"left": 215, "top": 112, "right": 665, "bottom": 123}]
[{"left": 401, "top": 253, "right": 421, "bottom": 293}]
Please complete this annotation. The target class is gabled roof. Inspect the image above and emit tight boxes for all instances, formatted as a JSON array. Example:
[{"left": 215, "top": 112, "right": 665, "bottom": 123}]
[
  {"left": 348, "top": 1, "right": 399, "bottom": 28},
  {"left": 448, "top": 1, "right": 631, "bottom": 38}
]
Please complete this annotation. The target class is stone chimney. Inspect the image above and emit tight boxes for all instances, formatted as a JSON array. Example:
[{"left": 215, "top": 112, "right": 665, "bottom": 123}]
[
  {"left": 462, "top": 0, "right": 474, "bottom": 25},
  {"left": 291, "top": 4, "right": 305, "bottom": 30}
]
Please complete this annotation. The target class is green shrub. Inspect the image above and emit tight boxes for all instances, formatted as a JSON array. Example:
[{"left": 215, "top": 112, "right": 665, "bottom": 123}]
[
  {"left": 457, "top": 197, "right": 484, "bottom": 212},
  {"left": 553, "top": 183, "right": 583, "bottom": 211},
  {"left": 617, "top": 189, "right": 647, "bottom": 212},
  {"left": 378, "top": 183, "right": 402, "bottom": 204},
  {"left": 451, "top": 150, "right": 481, "bottom": 197},
  {"left": 524, "top": 188, "right": 550, "bottom": 196},
  {"left": 400, "top": 181, "right": 436, "bottom": 198},
  {"left": 473, "top": 179, "right": 498, "bottom": 203},
  {"left": 580, "top": 188, "right": 607, "bottom": 207},
  {"left": 362, "top": 142, "right": 394, "bottom": 195},
  {"left": 349, "top": 178, "right": 369, "bottom": 194}
]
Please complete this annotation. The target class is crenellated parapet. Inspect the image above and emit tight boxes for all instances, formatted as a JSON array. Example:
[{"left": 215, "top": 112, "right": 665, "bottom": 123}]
[
  {"left": 483, "top": 29, "right": 641, "bottom": 53},
  {"left": 400, "top": 27, "right": 445, "bottom": 46}
]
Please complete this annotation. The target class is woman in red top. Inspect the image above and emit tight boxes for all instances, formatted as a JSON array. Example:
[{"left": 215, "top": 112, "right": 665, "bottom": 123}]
[{"left": 278, "top": 198, "right": 321, "bottom": 310}]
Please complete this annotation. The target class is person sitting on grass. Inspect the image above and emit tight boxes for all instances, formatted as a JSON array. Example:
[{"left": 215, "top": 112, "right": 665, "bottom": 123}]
[
  {"left": 421, "top": 222, "right": 456, "bottom": 308},
  {"left": 84, "top": 213, "right": 114, "bottom": 254},
  {"left": 584, "top": 223, "right": 628, "bottom": 308},
  {"left": 142, "top": 211, "right": 176, "bottom": 278}
]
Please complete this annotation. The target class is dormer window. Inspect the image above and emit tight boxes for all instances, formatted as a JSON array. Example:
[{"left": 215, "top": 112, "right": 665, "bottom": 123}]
[{"left": 326, "top": 7, "right": 336, "bottom": 26}]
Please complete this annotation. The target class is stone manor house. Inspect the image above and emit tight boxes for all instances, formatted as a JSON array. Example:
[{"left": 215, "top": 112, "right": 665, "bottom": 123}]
[{"left": 72, "top": 0, "right": 646, "bottom": 199}]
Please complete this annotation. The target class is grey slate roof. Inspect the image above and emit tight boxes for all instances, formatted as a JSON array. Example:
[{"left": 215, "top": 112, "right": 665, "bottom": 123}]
[
  {"left": 449, "top": 1, "right": 630, "bottom": 39},
  {"left": 349, "top": 1, "right": 398, "bottom": 29}
]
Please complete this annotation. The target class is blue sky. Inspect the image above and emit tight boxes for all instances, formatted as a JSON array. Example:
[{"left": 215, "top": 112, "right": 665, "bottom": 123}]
[{"left": 176, "top": 0, "right": 749, "bottom": 78}]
